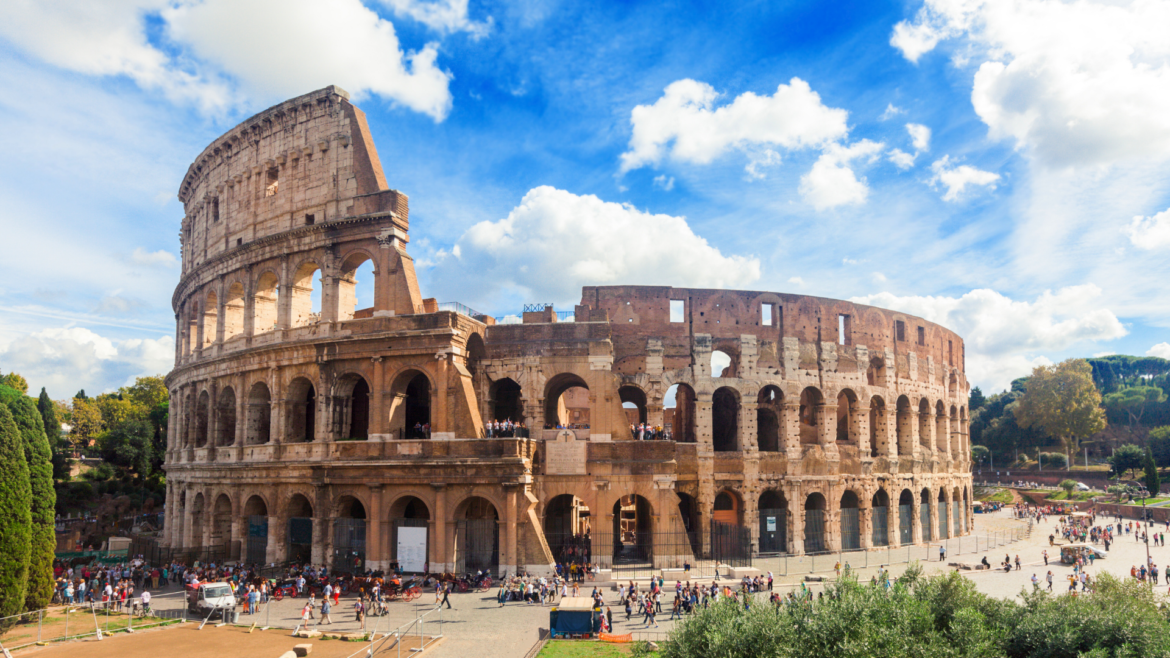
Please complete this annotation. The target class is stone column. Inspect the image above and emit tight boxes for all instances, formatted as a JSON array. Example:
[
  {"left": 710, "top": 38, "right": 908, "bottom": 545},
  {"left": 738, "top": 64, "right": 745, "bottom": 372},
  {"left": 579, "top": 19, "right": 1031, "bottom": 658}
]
[
  {"left": 431, "top": 484, "right": 447, "bottom": 573},
  {"left": 911, "top": 492, "right": 923, "bottom": 544},
  {"left": 860, "top": 503, "right": 872, "bottom": 550},
  {"left": 215, "top": 282, "right": 226, "bottom": 345},
  {"left": 889, "top": 498, "right": 901, "bottom": 548},
  {"left": 740, "top": 400, "right": 758, "bottom": 452},
  {"left": 367, "top": 485, "right": 383, "bottom": 571},
  {"left": 781, "top": 401, "right": 801, "bottom": 454},
  {"left": 243, "top": 274, "right": 256, "bottom": 338},
  {"left": 789, "top": 486, "right": 805, "bottom": 555},
  {"left": 370, "top": 357, "right": 385, "bottom": 438},
  {"left": 265, "top": 514, "right": 279, "bottom": 564},
  {"left": 235, "top": 375, "right": 247, "bottom": 446},
  {"left": 930, "top": 493, "right": 940, "bottom": 543},
  {"left": 320, "top": 274, "right": 340, "bottom": 324},
  {"left": 696, "top": 393, "right": 713, "bottom": 448},
  {"left": 504, "top": 486, "right": 519, "bottom": 575},
  {"left": 920, "top": 409, "right": 935, "bottom": 457},
  {"left": 857, "top": 405, "right": 871, "bottom": 459}
]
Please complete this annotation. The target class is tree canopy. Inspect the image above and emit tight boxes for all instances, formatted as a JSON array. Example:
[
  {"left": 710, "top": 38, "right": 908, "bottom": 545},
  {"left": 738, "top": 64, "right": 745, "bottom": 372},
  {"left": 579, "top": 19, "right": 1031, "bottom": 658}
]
[
  {"left": 0, "top": 404, "right": 31, "bottom": 623},
  {"left": 1108, "top": 444, "right": 1145, "bottom": 479},
  {"left": 1013, "top": 359, "right": 1106, "bottom": 456}
]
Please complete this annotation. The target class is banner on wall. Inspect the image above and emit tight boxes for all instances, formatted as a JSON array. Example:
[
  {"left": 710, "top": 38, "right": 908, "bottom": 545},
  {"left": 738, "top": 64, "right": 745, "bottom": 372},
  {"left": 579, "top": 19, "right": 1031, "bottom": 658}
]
[{"left": 398, "top": 526, "right": 428, "bottom": 573}]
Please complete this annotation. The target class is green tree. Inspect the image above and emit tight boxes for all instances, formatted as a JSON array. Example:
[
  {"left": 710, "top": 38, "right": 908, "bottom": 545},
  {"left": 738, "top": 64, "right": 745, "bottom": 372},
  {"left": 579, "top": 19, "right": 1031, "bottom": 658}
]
[
  {"left": 971, "top": 444, "right": 990, "bottom": 466},
  {"left": 1013, "top": 359, "right": 1107, "bottom": 457},
  {"left": 99, "top": 419, "right": 155, "bottom": 479},
  {"left": 1059, "top": 479, "right": 1077, "bottom": 495},
  {"left": 1039, "top": 451, "right": 1067, "bottom": 469},
  {"left": 1103, "top": 385, "right": 1167, "bottom": 429},
  {"left": 69, "top": 397, "right": 104, "bottom": 447},
  {"left": 74, "top": 389, "right": 87, "bottom": 400},
  {"left": 36, "top": 388, "right": 69, "bottom": 481},
  {"left": 1144, "top": 447, "right": 1160, "bottom": 498},
  {"left": 2, "top": 396, "right": 56, "bottom": 611},
  {"left": 94, "top": 393, "right": 137, "bottom": 426},
  {"left": 969, "top": 386, "right": 986, "bottom": 411},
  {"left": 147, "top": 400, "right": 169, "bottom": 472},
  {"left": 0, "top": 405, "right": 31, "bottom": 624},
  {"left": 1, "top": 373, "right": 28, "bottom": 394},
  {"left": 1151, "top": 426, "right": 1170, "bottom": 467},
  {"left": 120, "top": 376, "right": 168, "bottom": 412},
  {"left": 1109, "top": 443, "right": 1145, "bottom": 479}
]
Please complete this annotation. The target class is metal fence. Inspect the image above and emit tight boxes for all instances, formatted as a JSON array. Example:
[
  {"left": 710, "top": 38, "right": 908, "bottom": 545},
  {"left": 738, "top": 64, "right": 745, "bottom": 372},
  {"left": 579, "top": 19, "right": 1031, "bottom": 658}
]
[
  {"left": 126, "top": 535, "right": 231, "bottom": 567},
  {"left": 341, "top": 604, "right": 447, "bottom": 658},
  {"left": 0, "top": 601, "right": 186, "bottom": 651}
]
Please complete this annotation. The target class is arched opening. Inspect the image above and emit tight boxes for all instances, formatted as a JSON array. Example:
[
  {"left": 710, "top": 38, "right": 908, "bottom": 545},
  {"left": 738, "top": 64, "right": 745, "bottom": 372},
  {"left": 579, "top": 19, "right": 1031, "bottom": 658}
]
[
  {"left": 938, "top": 488, "right": 949, "bottom": 539},
  {"left": 243, "top": 495, "right": 268, "bottom": 565},
  {"left": 711, "top": 350, "right": 735, "bottom": 378},
  {"left": 335, "top": 374, "right": 370, "bottom": 440},
  {"left": 286, "top": 494, "right": 314, "bottom": 563},
  {"left": 184, "top": 303, "right": 198, "bottom": 357},
  {"left": 210, "top": 494, "right": 233, "bottom": 553},
  {"left": 869, "top": 396, "right": 887, "bottom": 455},
  {"left": 836, "top": 389, "right": 859, "bottom": 444},
  {"left": 898, "top": 489, "right": 914, "bottom": 544},
  {"left": 612, "top": 494, "right": 652, "bottom": 566},
  {"left": 799, "top": 387, "right": 823, "bottom": 444},
  {"left": 544, "top": 373, "right": 589, "bottom": 429},
  {"left": 190, "top": 493, "right": 205, "bottom": 548},
  {"left": 194, "top": 391, "right": 210, "bottom": 448},
  {"left": 676, "top": 492, "right": 700, "bottom": 551},
  {"left": 252, "top": 271, "right": 279, "bottom": 334},
  {"left": 919, "top": 399, "right": 932, "bottom": 450},
  {"left": 712, "top": 386, "right": 739, "bottom": 451},
  {"left": 896, "top": 396, "right": 913, "bottom": 456},
  {"left": 389, "top": 496, "right": 431, "bottom": 573},
  {"left": 758, "top": 490, "right": 788, "bottom": 553},
  {"left": 664, "top": 383, "right": 696, "bottom": 442},
  {"left": 920, "top": 489, "right": 932, "bottom": 542},
  {"left": 246, "top": 382, "right": 271, "bottom": 445},
  {"left": 866, "top": 357, "right": 887, "bottom": 386},
  {"left": 713, "top": 491, "right": 741, "bottom": 526},
  {"left": 488, "top": 378, "right": 523, "bottom": 426},
  {"left": 223, "top": 282, "right": 245, "bottom": 341},
  {"left": 202, "top": 290, "right": 218, "bottom": 347},
  {"left": 952, "top": 487, "right": 962, "bottom": 537},
  {"left": 286, "top": 377, "right": 316, "bottom": 443},
  {"left": 757, "top": 386, "right": 783, "bottom": 452},
  {"left": 455, "top": 497, "right": 500, "bottom": 575},
  {"left": 840, "top": 491, "right": 861, "bottom": 550},
  {"left": 215, "top": 387, "right": 236, "bottom": 447},
  {"left": 619, "top": 385, "right": 648, "bottom": 429},
  {"left": 290, "top": 261, "right": 322, "bottom": 328},
  {"left": 804, "top": 493, "right": 827, "bottom": 553},
  {"left": 338, "top": 252, "right": 377, "bottom": 321},
  {"left": 465, "top": 333, "right": 486, "bottom": 380},
  {"left": 389, "top": 371, "right": 431, "bottom": 439},
  {"left": 935, "top": 401, "right": 949, "bottom": 454},
  {"left": 950, "top": 406, "right": 960, "bottom": 455},
  {"left": 872, "top": 489, "right": 890, "bottom": 547},
  {"left": 333, "top": 496, "right": 366, "bottom": 574},
  {"left": 543, "top": 494, "right": 592, "bottom": 566}
]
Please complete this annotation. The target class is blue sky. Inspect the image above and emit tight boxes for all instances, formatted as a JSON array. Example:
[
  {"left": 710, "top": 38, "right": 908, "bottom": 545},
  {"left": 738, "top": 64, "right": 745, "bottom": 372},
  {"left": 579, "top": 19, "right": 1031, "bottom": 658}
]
[{"left": 0, "top": 0, "right": 1168, "bottom": 398}]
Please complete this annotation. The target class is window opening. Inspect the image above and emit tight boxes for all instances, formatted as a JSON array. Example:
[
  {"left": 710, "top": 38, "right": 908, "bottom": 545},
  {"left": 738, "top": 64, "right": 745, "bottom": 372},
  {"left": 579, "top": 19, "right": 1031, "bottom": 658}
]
[
  {"left": 917, "top": 326, "right": 925, "bottom": 346},
  {"left": 670, "top": 300, "right": 685, "bottom": 323},
  {"left": 212, "top": 197, "right": 219, "bottom": 222},
  {"left": 265, "top": 168, "right": 279, "bottom": 197},
  {"left": 838, "top": 314, "right": 852, "bottom": 346},
  {"left": 895, "top": 320, "right": 905, "bottom": 342},
  {"left": 306, "top": 214, "right": 315, "bottom": 226},
  {"left": 762, "top": 303, "right": 774, "bottom": 326}
]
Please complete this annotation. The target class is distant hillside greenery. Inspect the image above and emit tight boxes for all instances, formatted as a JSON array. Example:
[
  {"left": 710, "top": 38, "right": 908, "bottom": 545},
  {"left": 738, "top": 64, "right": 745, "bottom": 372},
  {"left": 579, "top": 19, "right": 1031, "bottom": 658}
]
[{"left": 970, "top": 355, "right": 1170, "bottom": 464}]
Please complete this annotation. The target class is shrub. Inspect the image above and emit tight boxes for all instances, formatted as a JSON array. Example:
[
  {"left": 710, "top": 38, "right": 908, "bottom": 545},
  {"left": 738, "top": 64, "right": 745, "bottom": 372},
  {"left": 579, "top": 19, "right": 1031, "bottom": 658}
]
[
  {"left": 1040, "top": 451, "right": 1068, "bottom": 468},
  {"left": 1059, "top": 479, "right": 1077, "bottom": 495}
]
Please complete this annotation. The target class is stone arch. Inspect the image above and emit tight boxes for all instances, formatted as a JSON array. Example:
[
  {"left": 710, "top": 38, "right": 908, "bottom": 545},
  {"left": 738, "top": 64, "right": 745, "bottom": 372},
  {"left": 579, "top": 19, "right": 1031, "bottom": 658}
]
[
  {"left": 284, "top": 491, "right": 314, "bottom": 562},
  {"left": 389, "top": 368, "right": 432, "bottom": 438},
  {"left": 543, "top": 494, "right": 593, "bottom": 564},
  {"left": 895, "top": 395, "right": 913, "bottom": 456},
  {"left": 337, "top": 249, "right": 378, "bottom": 321},
  {"left": 223, "top": 280, "right": 246, "bottom": 341},
  {"left": 757, "top": 385, "right": 783, "bottom": 452},
  {"left": 950, "top": 405, "right": 960, "bottom": 454},
  {"left": 465, "top": 332, "right": 486, "bottom": 380},
  {"left": 866, "top": 356, "right": 887, "bottom": 386},
  {"left": 836, "top": 388, "right": 860, "bottom": 444},
  {"left": 290, "top": 259, "right": 323, "bottom": 328},
  {"left": 334, "top": 372, "right": 370, "bottom": 440},
  {"left": 210, "top": 492, "right": 233, "bottom": 550},
  {"left": 804, "top": 492, "right": 827, "bottom": 553},
  {"left": 712, "top": 386, "right": 740, "bottom": 451},
  {"left": 799, "top": 386, "right": 823, "bottom": 444},
  {"left": 869, "top": 395, "right": 888, "bottom": 455},
  {"left": 711, "top": 348, "right": 736, "bottom": 378},
  {"left": 544, "top": 372, "right": 589, "bottom": 428},
  {"left": 935, "top": 400, "right": 948, "bottom": 454},
  {"left": 920, "top": 488, "right": 933, "bottom": 542},
  {"left": 286, "top": 376, "right": 317, "bottom": 443},
  {"left": 194, "top": 389, "right": 210, "bottom": 448},
  {"left": 757, "top": 489, "right": 788, "bottom": 553},
  {"left": 202, "top": 288, "right": 218, "bottom": 347},
  {"left": 619, "top": 384, "right": 648, "bottom": 427},
  {"left": 938, "top": 487, "right": 950, "bottom": 539},
  {"left": 676, "top": 491, "right": 700, "bottom": 538},
  {"left": 665, "top": 383, "right": 696, "bottom": 443},
  {"left": 241, "top": 494, "right": 269, "bottom": 564},
  {"left": 388, "top": 494, "right": 431, "bottom": 572},
  {"left": 840, "top": 490, "right": 861, "bottom": 550},
  {"left": 918, "top": 398, "right": 932, "bottom": 450},
  {"left": 215, "top": 386, "right": 236, "bottom": 446},
  {"left": 246, "top": 381, "right": 271, "bottom": 445},
  {"left": 333, "top": 494, "right": 367, "bottom": 573},
  {"left": 713, "top": 489, "right": 743, "bottom": 526},
  {"left": 897, "top": 488, "right": 914, "bottom": 544},
  {"left": 871, "top": 489, "right": 890, "bottom": 547},
  {"left": 252, "top": 270, "right": 279, "bottom": 333},
  {"left": 612, "top": 494, "right": 653, "bottom": 564},
  {"left": 488, "top": 377, "right": 523, "bottom": 423},
  {"left": 190, "top": 492, "right": 206, "bottom": 547},
  {"left": 454, "top": 495, "right": 501, "bottom": 574}
]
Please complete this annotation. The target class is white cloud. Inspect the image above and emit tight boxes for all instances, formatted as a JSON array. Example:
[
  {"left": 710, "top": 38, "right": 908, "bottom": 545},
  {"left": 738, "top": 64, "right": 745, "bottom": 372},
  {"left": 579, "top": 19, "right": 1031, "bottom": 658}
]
[
  {"left": 929, "top": 155, "right": 1000, "bottom": 201},
  {"left": 906, "top": 123, "right": 931, "bottom": 152},
  {"left": 889, "top": 148, "right": 916, "bottom": 170},
  {"left": 799, "top": 139, "right": 885, "bottom": 210},
  {"left": 744, "top": 149, "right": 782, "bottom": 180},
  {"left": 891, "top": 0, "right": 1170, "bottom": 168},
  {"left": 787, "top": 276, "right": 805, "bottom": 286},
  {"left": 381, "top": 0, "right": 491, "bottom": 37},
  {"left": 880, "top": 103, "right": 905, "bottom": 120},
  {"left": 1092, "top": 351, "right": 1116, "bottom": 357},
  {"left": 653, "top": 175, "right": 675, "bottom": 191},
  {"left": 130, "top": 247, "right": 177, "bottom": 268},
  {"left": 441, "top": 186, "right": 761, "bottom": 304},
  {"left": 1126, "top": 207, "right": 1170, "bottom": 249},
  {"left": 1149, "top": 343, "right": 1170, "bottom": 359},
  {"left": 851, "top": 285, "right": 1127, "bottom": 392},
  {"left": 0, "top": 0, "right": 454, "bottom": 121},
  {"left": 619, "top": 78, "right": 848, "bottom": 172},
  {"left": 0, "top": 327, "right": 173, "bottom": 396},
  {"left": 872, "top": 272, "right": 888, "bottom": 283}
]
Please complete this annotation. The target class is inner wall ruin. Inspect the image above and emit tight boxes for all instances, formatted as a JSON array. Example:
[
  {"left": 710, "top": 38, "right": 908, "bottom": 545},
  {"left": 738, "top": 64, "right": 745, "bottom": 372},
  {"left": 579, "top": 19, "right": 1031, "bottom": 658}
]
[{"left": 163, "top": 86, "right": 974, "bottom": 576}]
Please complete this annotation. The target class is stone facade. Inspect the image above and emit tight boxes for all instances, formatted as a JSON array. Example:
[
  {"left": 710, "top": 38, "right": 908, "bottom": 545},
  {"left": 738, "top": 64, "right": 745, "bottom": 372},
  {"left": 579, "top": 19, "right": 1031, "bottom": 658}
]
[{"left": 164, "top": 86, "right": 974, "bottom": 576}]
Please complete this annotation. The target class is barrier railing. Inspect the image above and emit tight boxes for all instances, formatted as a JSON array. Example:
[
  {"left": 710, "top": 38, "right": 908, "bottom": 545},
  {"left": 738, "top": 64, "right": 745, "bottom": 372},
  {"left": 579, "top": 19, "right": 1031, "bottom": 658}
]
[
  {"left": 343, "top": 603, "right": 446, "bottom": 658},
  {"left": 0, "top": 600, "right": 187, "bottom": 651}
]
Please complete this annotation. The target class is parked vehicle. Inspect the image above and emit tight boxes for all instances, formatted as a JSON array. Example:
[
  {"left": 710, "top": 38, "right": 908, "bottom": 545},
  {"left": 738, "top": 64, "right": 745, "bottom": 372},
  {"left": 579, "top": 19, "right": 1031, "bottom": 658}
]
[{"left": 187, "top": 582, "right": 237, "bottom": 617}]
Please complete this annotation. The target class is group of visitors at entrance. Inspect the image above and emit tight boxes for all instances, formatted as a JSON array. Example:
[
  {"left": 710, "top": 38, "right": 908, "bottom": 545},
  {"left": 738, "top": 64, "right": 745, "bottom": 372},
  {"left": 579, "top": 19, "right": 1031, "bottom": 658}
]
[
  {"left": 629, "top": 424, "right": 669, "bottom": 441},
  {"left": 485, "top": 418, "right": 528, "bottom": 438}
]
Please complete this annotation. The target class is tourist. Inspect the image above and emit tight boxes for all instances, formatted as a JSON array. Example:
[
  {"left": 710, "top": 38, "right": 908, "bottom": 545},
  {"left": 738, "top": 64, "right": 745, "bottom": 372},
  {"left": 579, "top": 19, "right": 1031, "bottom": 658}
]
[{"left": 321, "top": 598, "right": 333, "bottom": 625}]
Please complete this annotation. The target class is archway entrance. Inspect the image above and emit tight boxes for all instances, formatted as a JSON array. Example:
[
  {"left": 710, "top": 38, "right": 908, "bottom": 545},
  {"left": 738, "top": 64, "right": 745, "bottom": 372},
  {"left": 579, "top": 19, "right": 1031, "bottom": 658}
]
[
  {"left": 619, "top": 386, "right": 648, "bottom": 429},
  {"left": 840, "top": 491, "right": 860, "bottom": 550},
  {"left": 664, "top": 383, "right": 696, "bottom": 442},
  {"left": 287, "top": 494, "right": 314, "bottom": 563},
  {"left": 920, "top": 489, "right": 932, "bottom": 542},
  {"left": 216, "top": 388, "right": 236, "bottom": 447},
  {"left": 243, "top": 496, "right": 268, "bottom": 565},
  {"left": 333, "top": 496, "right": 366, "bottom": 573},
  {"left": 938, "top": 488, "right": 949, "bottom": 540},
  {"left": 334, "top": 376, "right": 370, "bottom": 440},
  {"left": 246, "top": 382, "right": 271, "bottom": 445},
  {"left": 711, "top": 491, "right": 750, "bottom": 562},
  {"left": 872, "top": 490, "right": 890, "bottom": 547},
  {"left": 287, "top": 377, "right": 316, "bottom": 443},
  {"left": 612, "top": 495, "right": 652, "bottom": 568},
  {"left": 757, "top": 386, "right": 783, "bottom": 452},
  {"left": 390, "top": 496, "right": 430, "bottom": 573},
  {"left": 544, "top": 495, "right": 592, "bottom": 566},
  {"left": 804, "top": 493, "right": 827, "bottom": 553},
  {"left": 489, "top": 378, "right": 523, "bottom": 422},
  {"left": 758, "top": 490, "right": 787, "bottom": 554},
  {"left": 545, "top": 374, "right": 590, "bottom": 429},
  {"left": 390, "top": 371, "right": 431, "bottom": 439},
  {"left": 677, "top": 492, "right": 701, "bottom": 555},
  {"left": 712, "top": 387, "right": 739, "bottom": 451},
  {"left": 898, "top": 490, "right": 913, "bottom": 545},
  {"left": 455, "top": 497, "right": 499, "bottom": 575}
]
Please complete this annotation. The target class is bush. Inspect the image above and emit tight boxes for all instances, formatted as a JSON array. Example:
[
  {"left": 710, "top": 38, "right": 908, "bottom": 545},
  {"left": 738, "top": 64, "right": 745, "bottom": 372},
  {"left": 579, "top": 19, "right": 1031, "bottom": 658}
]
[
  {"left": 83, "top": 462, "right": 115, "bottom": 481},
  {"left": 1059, "top": 479, "right": 1077, "bottom": 494},
  {"left": 1040, "top": 451, "right": 1068, "bottom": 468}
]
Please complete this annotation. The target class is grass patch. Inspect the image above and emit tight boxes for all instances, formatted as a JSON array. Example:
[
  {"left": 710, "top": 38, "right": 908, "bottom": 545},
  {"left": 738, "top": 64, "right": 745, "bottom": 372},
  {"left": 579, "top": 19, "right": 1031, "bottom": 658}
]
[
  {"left": 1127, "top": 497, "right": 1170, "bottom": 506},
  {"left": 537, "top": 640, "right": 639, "bottom": 657},
  {"left": 978, "top": 489, "right": 1014, "bottom": 504}
]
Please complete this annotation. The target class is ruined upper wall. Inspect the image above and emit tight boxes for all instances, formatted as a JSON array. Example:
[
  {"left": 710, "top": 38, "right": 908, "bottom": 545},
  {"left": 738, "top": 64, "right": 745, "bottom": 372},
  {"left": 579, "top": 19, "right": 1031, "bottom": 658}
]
[
  {"left": 582, "top": 285, "right": 966, "bottom": 385},
  {"left": 177, "top": 86, "right": 408, "bottom": 273}
]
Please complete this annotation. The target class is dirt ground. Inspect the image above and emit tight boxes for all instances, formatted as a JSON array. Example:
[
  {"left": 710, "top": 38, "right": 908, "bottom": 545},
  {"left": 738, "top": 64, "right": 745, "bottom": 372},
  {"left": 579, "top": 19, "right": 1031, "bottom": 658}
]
[{"left": 11, "top": 623, "right": 439, "bottom": 658}]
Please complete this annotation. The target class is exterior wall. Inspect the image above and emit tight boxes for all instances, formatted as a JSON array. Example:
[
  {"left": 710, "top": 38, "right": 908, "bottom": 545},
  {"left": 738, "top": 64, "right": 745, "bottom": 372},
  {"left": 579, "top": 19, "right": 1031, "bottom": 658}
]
[{"left": 164, "top": 87, "right": 974, "bottom": 576}]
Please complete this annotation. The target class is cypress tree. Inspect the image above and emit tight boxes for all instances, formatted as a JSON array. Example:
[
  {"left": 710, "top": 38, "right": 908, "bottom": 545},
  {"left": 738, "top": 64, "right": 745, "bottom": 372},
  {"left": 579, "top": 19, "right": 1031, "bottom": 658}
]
[
  {"left": 36, "top": 388, "right": 69, "bottom": 481},
  {"left": 5, "top": 397, "right": 56, "bottom": 611},
  {"left": 1145, "top": 447, "right": 1161, "bottom": 498},
  {"left": 0, "top": 405, "right": 31, "bottom": 624}
]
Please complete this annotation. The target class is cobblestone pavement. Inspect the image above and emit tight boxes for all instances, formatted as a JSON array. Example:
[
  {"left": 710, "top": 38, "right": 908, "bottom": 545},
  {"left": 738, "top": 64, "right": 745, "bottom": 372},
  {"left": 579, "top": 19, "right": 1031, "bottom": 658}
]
[{"left": 139, "top": 509, "right": 1170, "bottom": 658}]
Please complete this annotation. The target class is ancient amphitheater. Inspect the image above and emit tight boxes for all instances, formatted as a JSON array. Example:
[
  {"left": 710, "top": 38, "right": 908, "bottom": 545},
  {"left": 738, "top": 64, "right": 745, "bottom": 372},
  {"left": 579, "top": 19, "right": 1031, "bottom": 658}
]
[{"left": 162, "top": 86, "right": 974, "bottom": 577}]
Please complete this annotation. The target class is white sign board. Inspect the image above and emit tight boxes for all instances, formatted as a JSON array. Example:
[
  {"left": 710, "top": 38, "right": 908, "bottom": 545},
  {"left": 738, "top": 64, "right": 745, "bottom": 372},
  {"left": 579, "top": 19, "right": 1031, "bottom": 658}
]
[
  {"left": 397, "top": 526, "right": 428, "bottom": 573},
  {"left": 545, "top": 440, "right": 587, "bottom": 475},
  {"left": 766, "top": 517, "right": 776, "bottom": 532}
]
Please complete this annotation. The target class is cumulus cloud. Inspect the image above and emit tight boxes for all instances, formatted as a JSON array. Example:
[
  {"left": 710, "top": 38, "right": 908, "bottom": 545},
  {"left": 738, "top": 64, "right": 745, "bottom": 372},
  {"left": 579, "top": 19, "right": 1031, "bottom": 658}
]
[
  {"left": 1126, "top": 207, "right": 1170, "bottom": 249},
  {"left": 0, "top": 327, "right": 173, "bottom": 395},
  {"left": 653, "top": 175, "right": 675, "bottom": 191},
  {"left": 799, "top": 139, "right": 884, "bottom": 210},
  {"left": 1148, "top": 343, "right": 1170, "bottom": 359},
  {"left": 0, "top": 0, "right": 454, "bottom": 120},
  {"left": 851, "top": 285, "right": 1127, "bottom": 392},
  {"left": 787, "top": 276, "right": 805, "bottom": 286},
  {"left": 744, "top": 149, "right": 782, "bottom": 180},
  {"left": 890, "top": 0, "right": 1170, "bottom": 168},
  {"left": 441, "top": 186, "right": 761, "bottom": 304},
  {"left": 619, "top": 78, "right": 848, "bottom": 173},
  {"left": 381, "top": 0, "right": 491, "bottom": 37},
  {"left": 906, "top": 123, "right": 931, "bottom": 152},
  {"left": 130, "top": 247, "right": 177, "bottom": 268},
  {"left": 929, "top": 156, "right": 1000, "bottom": 201},
  {"left": 888, "top": 148, "right": 916, "bottom": 170},
  {"left": 880, "top": 103, "right": 905, "bottom": 120}
]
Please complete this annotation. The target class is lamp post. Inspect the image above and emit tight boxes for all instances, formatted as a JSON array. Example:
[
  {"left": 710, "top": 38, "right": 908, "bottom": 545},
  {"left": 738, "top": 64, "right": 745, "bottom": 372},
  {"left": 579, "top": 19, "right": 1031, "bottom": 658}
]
[{"left": 1143, "top": 496, "right": 1150, "bottom": 564}]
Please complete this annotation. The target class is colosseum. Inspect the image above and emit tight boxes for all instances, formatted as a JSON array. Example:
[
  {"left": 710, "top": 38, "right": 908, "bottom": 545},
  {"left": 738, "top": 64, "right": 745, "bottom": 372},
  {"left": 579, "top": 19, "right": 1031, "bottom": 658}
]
[{"left": 162, "top": 85, "right": 974, "bottom": 578}]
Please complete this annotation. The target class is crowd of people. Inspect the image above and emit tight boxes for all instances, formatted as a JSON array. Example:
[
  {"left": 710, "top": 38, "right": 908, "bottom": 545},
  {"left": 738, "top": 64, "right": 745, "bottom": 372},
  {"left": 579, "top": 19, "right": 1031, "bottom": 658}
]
[
  {"left": 484, "top": 419, "right": 529, "bottom": 437},
  {"left": 629, "top": 424, "right": 670, "bottom": 441}
]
